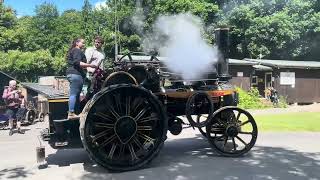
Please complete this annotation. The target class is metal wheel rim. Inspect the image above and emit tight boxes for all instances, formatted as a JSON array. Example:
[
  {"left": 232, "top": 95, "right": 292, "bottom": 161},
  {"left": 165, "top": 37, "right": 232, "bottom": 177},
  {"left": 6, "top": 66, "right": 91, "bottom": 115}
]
[
  {"left": 82, "top": 85, "right": 167, "bottom": 170},
  {"left": 206, "top": 107, "right": 258, "bottom": 156}
]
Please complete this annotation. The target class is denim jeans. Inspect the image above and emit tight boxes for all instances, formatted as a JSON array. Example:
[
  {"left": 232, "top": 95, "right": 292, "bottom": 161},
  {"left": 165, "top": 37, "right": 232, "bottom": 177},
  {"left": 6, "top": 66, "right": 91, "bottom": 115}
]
[{"left": 67, "top": 74, "right": 84, "bottom": 114}]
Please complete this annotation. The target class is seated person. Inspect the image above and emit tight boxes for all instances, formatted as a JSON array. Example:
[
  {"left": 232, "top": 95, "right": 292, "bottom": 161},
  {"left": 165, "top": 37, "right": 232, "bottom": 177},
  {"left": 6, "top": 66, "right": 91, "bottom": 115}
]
[{"left": 2, "top": 80, "right": 25, "bottom": 135}]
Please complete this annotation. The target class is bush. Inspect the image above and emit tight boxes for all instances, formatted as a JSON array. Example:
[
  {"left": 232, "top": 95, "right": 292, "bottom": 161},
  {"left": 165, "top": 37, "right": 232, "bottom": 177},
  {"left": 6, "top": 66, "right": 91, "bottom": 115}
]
[
  {"left": 274, "top": 95, "right": 288, "bottom": 108},
  {"left": 236, "top": 87, "right": 272, "bottom": 109}
]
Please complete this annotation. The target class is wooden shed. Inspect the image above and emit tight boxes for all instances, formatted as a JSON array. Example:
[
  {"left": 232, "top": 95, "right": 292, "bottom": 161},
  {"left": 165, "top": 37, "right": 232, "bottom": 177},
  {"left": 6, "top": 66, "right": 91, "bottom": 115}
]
[
  {"left": 245, "top": 59, "right": 320, "bottom": 104},
  {"left": 228, "top": 59, "right": 257, "bottom": 91}
]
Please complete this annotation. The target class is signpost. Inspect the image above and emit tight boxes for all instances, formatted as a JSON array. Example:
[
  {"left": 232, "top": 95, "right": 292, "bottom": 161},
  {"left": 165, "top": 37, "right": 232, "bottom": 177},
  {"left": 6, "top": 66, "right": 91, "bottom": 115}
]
[{"left": 280, "top": 72, "right": 295, "bottom": 85}]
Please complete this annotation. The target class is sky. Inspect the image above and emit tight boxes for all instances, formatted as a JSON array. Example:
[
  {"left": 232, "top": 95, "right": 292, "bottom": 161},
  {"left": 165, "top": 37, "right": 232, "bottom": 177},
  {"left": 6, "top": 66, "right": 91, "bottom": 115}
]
[{"left": 4, "top": 0, "right": 107, "bottom": 17}]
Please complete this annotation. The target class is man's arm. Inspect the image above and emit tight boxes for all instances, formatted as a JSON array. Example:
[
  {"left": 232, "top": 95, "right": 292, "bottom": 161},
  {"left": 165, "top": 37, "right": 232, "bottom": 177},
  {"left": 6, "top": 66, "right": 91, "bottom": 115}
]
[
  {"left": 85, "top": 47, "right": 95, "bottom": 64},
  {"left": 2, "top": 88, "right": 11, "bottom": 99}
]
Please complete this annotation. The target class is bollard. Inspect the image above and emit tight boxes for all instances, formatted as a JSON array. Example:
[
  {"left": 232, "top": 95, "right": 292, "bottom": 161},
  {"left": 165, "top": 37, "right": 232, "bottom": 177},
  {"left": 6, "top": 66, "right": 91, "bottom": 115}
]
[{"left": 36, "top": 146, "right": 45, "bottom": 163}]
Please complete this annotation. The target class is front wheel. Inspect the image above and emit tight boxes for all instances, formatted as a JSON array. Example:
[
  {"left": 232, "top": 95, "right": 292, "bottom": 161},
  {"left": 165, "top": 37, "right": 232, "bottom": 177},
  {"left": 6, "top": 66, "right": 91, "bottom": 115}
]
[{"left": 206, "top": 106, "right": 258, "bottom": 157}]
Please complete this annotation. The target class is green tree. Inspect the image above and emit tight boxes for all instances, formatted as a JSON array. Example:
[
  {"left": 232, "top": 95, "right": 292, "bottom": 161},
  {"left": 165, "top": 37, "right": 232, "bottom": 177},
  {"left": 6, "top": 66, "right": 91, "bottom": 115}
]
[
  {"left": 33, "top": 2, "right": 60, "bottom": 56},
  {"left": 0, "top": 4, "right": 18, "bottom": 51}
]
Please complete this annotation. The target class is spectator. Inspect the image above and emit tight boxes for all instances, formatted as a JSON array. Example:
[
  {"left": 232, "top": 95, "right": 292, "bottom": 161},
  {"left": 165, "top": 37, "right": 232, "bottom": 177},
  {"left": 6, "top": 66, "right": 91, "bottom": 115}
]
[{"left": 2, "top": 80, "right": 25, "bottom": 136}]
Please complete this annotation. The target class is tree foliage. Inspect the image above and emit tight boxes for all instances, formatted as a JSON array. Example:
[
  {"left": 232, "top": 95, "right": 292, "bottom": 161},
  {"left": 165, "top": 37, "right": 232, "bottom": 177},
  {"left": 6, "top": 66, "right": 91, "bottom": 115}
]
[{"left": 0, "top": 0, "right": 320, "bottom": 81}]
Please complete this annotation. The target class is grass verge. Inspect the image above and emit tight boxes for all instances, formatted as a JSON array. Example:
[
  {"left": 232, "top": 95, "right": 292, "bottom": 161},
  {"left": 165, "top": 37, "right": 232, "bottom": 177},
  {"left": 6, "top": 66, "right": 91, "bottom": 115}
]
[{"left": 253, "top": 112, "right": 320, "bottom": 132}]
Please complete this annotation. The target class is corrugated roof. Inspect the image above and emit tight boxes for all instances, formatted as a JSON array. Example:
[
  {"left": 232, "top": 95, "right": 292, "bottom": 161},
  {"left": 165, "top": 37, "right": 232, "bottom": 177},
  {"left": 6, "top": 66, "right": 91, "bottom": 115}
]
[
  {"left": 21, "top": 83, "right": 67, "bottom": 99},
  {"left": 252, "top": 64, "right": 273, "bottom": 71},
  {"left": 0, "top": 71, "right": 19, "bottom": 82},
  {"left": 245, "top": 59, "right": 320, "bottom": 69},
  {"left": 229, "top": 59, "right": 257, "bottom": 65}
]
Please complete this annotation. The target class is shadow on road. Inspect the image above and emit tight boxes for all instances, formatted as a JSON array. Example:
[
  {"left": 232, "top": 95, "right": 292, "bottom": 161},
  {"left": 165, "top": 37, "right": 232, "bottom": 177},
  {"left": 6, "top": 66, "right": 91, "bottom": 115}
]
[
  {"left": 0, "top": 167, "right": 33, "bottom": 179},
  {"left": 42, "top": 136, "right": 320, "bottom": 180}
]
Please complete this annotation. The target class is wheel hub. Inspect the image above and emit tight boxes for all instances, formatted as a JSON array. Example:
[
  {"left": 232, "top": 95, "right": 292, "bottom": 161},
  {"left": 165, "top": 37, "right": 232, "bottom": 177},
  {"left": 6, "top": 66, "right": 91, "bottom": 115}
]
[
  {"left": 114, "top": 116, "right": 137, "bottom": 144},
  {"left": 226, "top": 125, "right": 239, "bottom": 137}
]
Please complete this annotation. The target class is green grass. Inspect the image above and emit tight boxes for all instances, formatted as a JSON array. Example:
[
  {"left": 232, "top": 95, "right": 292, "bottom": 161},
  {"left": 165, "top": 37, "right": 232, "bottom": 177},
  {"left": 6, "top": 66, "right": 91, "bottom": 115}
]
[{"left": 253, "top": 112, "right": 320, "bottom": 132}]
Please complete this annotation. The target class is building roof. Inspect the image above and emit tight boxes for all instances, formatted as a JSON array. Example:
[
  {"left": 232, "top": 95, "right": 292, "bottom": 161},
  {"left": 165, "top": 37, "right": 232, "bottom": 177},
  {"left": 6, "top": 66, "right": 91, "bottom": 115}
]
[
  {"left": 21, "top": 83, "right": 67, "bottom": 99},
  {"left": 245, "top": 59, "right": 320, "bottom": 69},
  {"left": 0, "top": 71, "right": 19, "bottom": 82},
  {"left": 252, "top": 64, "right": 273, "bottom": 71},
  {"left": 117, "top": 55, "right": 257, "bottom": 66},
  {"left": 229, "top": 59, "right": 257, "bottom": 65}
]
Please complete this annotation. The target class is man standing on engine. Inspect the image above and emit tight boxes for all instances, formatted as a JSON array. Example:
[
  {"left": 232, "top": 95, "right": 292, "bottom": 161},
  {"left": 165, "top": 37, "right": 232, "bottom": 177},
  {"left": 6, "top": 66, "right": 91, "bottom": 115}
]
[{"left": 85, "top": 36, "right": 105, "bottom": 93}]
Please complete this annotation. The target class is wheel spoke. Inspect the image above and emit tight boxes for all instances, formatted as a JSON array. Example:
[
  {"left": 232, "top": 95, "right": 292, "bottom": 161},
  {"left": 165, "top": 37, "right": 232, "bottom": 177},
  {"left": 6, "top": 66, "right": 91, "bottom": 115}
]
[
  {"left": 232, "top": 137, "right": 236, "bottom": 151},
  {"left": 223, "top": 136, "right": 228, "bottom": 151},
  {"left": 107, "top": 143, "right": 117, "bottom": 160},
  {"left": 236, "top": 111, "right": 242, "bottom": 121},
  {"left": 91, "top": 129, "right": 112, "bottom": 142},
  {"left": 236, "top": 136, "right": 248, "bottom": 146},
  {"left": 239, "top": 131, "right": 253, "bottom": 135},
  {"left": 240, "top": 120, "right": 250, "bottom": 126},
  {"left": 94, "top": 122, "right": 114, "bottom": 129},
  {"left": 99, "top": 134, "right": 117, "bottom": 148},
  {"left": 128, "top": 143, "right": 139, "bottom": 161},
  {"left": 126, "top": 96, "right": 131, "bottom": 116},
  {"left": 107, "top": 105, "right": 121, "bottom": 119},
  {"left": 113, "top": 94, "right": 122, "bottom": 115},
  {"left": 133, "top": 137, "right": 144, "bottom": 149},
  {"left": 132, "top": 97, "right": 144, "bottom": 114},
  {"left": 214, "top": 135, "right": 225, "bottom": 141},
  {"left": 138, "top": 115, "right": 158, "bottom": 123},
  {"left": 216, "top": 118, "right": 227, "bottom": 127},
  {"left": 137, "top": 126, "right": 152, "bottom": 131},
  {"left": 137, "top": 132, "right": 155, "bottom": 144},
  {"left": 135, "top": 107, "right": 149, "bottom": 121},
  {"left": 118, "top": 144, "right": 125, "bottom": 158}
]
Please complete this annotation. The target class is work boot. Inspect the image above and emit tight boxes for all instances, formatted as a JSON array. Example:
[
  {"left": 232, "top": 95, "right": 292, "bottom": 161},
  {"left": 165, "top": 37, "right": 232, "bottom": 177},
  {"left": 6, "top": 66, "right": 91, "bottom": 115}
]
[
  {"left": 55, "top": 141, "right": 68, "bottom": 147},
  {"left": 67, "top": 112, "right": 80, "bottom": 120},
  {"left": 9, "top": 129, "right": 13, "bottom": 136},
  {"left": 17, "top": 128, "right": 24, "bottom": 134}
]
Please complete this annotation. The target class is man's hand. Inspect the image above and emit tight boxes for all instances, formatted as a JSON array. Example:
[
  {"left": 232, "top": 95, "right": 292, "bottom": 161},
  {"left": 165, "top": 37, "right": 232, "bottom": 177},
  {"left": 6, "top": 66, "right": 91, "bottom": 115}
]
[
  {"left": 91, "top": 64, "right": 98, "bottom": 69},
  {"left": 10, "top": 90, "right": 18, "bottom": 95}
]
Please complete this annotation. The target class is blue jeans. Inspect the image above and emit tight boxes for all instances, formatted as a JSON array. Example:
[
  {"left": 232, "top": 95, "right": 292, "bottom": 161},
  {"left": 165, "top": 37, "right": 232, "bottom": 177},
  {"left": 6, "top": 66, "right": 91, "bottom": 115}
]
[{"left": 67, "top": 74, "right": 84, "bottom": 114}]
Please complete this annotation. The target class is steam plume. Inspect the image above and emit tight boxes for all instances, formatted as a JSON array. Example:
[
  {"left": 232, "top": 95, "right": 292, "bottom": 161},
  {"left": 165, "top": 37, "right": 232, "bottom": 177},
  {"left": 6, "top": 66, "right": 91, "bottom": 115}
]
[
  {"left": 130, "top": 1, "right": 219, "bottom": 80},
  {"left": 144, "top": 13, "right": 219, "bottom": 80}
]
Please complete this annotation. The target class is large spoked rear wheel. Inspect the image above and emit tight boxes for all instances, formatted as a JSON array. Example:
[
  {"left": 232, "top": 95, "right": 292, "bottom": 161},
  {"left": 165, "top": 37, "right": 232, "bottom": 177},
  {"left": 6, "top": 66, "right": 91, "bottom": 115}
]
[
  {"left": 80, "top": 84, "right": 167, "bottom": 171},
  {"left": 206, "top": 106, "right": 258, "bottom": 157}
]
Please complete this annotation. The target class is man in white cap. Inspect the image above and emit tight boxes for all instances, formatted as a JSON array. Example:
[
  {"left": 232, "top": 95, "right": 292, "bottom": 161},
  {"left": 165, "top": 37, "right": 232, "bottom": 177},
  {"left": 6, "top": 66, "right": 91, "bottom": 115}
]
[{"left": 2, "top": 80, "right": 25, "bottom": 135}]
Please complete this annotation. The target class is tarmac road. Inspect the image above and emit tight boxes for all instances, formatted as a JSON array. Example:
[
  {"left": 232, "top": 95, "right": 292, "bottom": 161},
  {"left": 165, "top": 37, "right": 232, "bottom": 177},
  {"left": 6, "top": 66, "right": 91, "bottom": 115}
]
[{"left": 0, "top": 119, "right": 319, "bottom": 180}]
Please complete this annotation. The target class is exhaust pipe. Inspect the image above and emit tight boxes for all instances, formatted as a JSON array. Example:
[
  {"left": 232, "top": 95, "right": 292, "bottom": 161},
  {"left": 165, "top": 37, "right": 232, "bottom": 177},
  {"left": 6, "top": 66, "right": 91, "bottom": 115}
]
[{"left": 215, "top": 28, "right": 231, "bottom": 81}]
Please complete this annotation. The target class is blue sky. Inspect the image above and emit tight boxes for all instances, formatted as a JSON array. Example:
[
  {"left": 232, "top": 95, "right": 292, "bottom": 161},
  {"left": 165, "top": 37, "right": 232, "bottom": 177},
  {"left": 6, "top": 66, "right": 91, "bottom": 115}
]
[{"left": 4, "top": 0, "right": 107, "bottom": 16}]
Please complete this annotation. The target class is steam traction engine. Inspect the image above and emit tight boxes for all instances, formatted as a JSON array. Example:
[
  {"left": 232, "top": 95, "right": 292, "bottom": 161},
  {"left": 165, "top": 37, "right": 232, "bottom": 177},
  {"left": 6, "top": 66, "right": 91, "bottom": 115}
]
[{"left": 41, "top": 29, "right": 258, "bottom": 171}]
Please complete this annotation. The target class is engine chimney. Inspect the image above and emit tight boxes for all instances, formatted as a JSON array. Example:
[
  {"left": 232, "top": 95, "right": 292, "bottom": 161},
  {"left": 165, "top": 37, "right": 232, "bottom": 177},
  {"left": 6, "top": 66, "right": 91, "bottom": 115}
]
[{"left": 215, "top": 28, "right": 231, "bottom": 81}]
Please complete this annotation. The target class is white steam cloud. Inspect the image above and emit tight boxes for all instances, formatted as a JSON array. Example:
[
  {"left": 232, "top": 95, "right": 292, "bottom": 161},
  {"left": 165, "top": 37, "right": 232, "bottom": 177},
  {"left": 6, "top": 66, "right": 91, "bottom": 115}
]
[
  {"left": 142, "top": 13, "right": 219, "bottom": 80},
  {"left": 130, "top": 1, "right": 219, "bottom": 80},
  {"left": 131, "top": 0, "right": 145, "bottom": 35}
]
